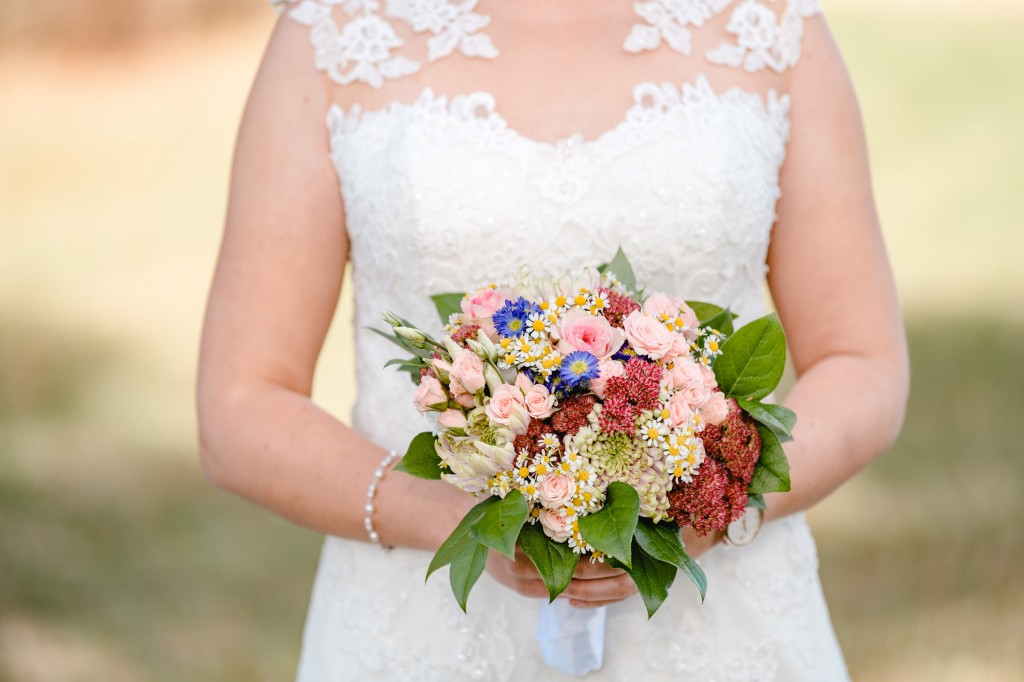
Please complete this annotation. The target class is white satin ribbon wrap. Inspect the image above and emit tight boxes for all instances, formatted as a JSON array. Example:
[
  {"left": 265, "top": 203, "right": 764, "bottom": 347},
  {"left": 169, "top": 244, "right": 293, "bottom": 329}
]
[{"left": 537, "top": 600, "right": 607, "bottom": 676}]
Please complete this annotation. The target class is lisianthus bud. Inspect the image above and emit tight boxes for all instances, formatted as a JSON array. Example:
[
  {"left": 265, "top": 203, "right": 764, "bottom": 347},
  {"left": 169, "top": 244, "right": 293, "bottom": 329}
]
[{"left": 395, "top": 326, "right": 428, "bottom": 346}]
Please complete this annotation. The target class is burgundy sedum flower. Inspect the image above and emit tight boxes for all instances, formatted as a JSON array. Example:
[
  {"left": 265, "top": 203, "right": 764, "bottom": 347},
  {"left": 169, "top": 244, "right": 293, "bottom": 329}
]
[
  {"left": 701, "top": 398, "right": 762, "bottom": 484},
  {"left": 666, "top": 458, "right": 748, "bottom": 536},
  {"left": 600, "top": 287, "right": 641, "bottom": 328}
]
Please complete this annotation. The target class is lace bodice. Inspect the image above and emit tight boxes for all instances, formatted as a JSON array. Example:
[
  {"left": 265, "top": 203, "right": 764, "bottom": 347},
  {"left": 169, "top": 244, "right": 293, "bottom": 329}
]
[{"left": 272, "top": 3, "right": 848, "bottom": 680}]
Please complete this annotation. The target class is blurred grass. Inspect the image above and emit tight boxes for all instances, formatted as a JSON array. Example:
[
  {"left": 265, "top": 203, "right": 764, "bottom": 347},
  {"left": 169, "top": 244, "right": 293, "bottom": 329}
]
[{"left": 1, "top": 3, "right": 1023, "bottom": 681}]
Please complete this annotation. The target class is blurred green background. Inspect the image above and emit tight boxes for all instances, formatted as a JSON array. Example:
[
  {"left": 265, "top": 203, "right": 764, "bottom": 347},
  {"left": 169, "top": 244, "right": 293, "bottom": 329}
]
[{"left": 1, "top": 1, "right": 1022, "bottom": 680}]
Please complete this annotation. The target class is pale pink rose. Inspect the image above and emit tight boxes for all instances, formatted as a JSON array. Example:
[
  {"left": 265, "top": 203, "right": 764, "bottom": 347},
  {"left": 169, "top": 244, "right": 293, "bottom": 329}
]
[
  {"left": 485, "top": 384, "right": 525, "bottom": 425},
  {"left": 557, "top": 309, "right": 626, "bottom": 360},
  {"left": 666, "top": 391, "right": 696, "bottom": 428},
  {"left": 514, "top": 372, "right": 534, "bottom": 395},
  {"left": 437, "top": 408, "right": 468, "bottom": 430},
  {"left": 448, "top": 380, "right": 475, "bottom": 408},
  {"left": 664, "top": 333, "right": 691, "bottom": 362},
  {"left": 698, "top": 364, "right": 719, "bottom": 393},
  {"left": 413, "top": 375, "right": 446, "bottom": 412},
  {"left": 668, "top": 357, "right": 710, "bottom": 409},
  {"left": 589, "top": 358, "right": 625, "bottom": 399},
  {"left": 641, "top": 292, "right": 678, "bottom": 318},
  {"left": 699, "top": 391, "right": 729, "bottom": 426},
  {"left": 539, "top": 508, "right": 573, "bottom": 542},
  {"left": 450, "top": 348, "right": 486, "bottom": 394},
  {"left": 523, "top": 384, "right": 556, "bottom": 419},
  {"left": 430, "top": 357, "right": 452, "bottom": 383},
  {"left": 461, "top": 287, "right": 505, "bottom": 322},
  {"left": 623, "top": 310, "right": 674, "bottom": 360},
  {"left": 538, "top": 473, "right": 577, "bottom": 509}
]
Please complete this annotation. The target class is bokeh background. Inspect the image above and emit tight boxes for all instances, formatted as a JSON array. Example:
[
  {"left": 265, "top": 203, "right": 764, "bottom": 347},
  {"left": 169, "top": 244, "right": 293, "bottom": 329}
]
[{"left": 1, "top": 1, "right": 1022, "bottom": 680}]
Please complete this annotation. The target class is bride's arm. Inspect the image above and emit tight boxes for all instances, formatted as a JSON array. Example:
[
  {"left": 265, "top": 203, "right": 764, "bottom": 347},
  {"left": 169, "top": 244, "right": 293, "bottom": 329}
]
[
  {"left": 763, "top": 16, "right": 910, "bottom": 520},
  {"left": 196, "top": 18, "right": 473, "bottom": 551}
]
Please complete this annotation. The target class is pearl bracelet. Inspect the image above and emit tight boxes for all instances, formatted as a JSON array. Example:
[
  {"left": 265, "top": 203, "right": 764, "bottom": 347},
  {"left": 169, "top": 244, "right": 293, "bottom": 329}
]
[{"left": 364, "top": 449, "right": 400, "bottom": 546}]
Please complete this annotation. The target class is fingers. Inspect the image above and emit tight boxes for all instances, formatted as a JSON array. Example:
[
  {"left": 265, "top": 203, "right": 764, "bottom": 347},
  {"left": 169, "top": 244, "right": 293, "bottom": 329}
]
[
  {"left": 562, "top": 572, "right": 636, "bottom": 605},
  {"left": 571, "top": 559, "right": 626, "bottom": 580}
]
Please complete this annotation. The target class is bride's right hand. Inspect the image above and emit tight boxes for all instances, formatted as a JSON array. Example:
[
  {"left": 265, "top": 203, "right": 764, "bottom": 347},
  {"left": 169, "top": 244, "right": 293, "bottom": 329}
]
[{"left": 486, "top": 546, "right": 638, "bottom": 608}]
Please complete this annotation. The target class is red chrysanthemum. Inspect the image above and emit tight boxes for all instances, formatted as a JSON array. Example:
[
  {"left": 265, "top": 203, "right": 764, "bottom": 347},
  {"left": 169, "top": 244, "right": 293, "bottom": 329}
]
[
  {"left": 666, "top": 458, "right": 748, "bottom": 536},
  {"left": 450, "top": 324, "right": 481, "bottom": 346},
  {"left": 550, "top": 394, "right": 596, "bottom": 436},
  {"left": 600, "top": 287, "right": 641, "bottom": 328},
  {"left": 701, "top": 399, "right": 762, "bottom": 484}
]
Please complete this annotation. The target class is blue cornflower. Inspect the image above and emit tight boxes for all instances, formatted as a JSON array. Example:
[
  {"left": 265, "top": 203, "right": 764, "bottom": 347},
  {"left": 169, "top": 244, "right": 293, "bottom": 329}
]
[
  {"left": 493, "top": 297, "right": 540, "bottom": 338},
  {"left": 560, "top": 351, "right": 601, "bottom": 389}
]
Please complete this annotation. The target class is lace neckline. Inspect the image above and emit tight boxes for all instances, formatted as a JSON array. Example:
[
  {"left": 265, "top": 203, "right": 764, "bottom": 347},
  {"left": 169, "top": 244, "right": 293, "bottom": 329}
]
[
  {"left": 327, "top": 74, "right": 790, "bottom": 154},
  {"left": 277, "top": 0, "right": 822, "bottom": 89}
]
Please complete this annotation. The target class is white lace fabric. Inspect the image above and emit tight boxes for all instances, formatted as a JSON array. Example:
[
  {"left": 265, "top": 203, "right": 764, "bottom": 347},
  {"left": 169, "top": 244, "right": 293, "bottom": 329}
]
[{"left": 268, "top": 1, "right": 850, "bottom": 679}]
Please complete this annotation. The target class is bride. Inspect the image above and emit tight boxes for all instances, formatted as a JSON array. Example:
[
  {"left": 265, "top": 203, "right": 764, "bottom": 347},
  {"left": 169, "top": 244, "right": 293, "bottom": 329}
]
[{"left": 197, "top": 1, "right": 908, "bottom": 679}]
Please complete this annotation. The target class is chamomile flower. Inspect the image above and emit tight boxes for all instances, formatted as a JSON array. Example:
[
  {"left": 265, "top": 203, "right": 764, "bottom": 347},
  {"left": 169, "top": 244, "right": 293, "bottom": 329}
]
[{"left": 639, "top": 416, "right": 670, "bottom": 447}]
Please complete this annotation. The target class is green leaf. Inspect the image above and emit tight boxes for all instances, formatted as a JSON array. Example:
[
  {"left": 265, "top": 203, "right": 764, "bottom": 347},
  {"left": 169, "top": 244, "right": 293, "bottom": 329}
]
[
  {"left": 633, "top": 518, "right": 707, "bottom": 602},
  {"left": 676, "top": 545, "right": 708, "bottom": 602},
  {"left": 713, "top": 313, "right": 787, "bottom": 401},
  {"left": 736, "top": 399, "right": 797, "bottom": 442},
  {"left": 746, "top": 493, "right": 767, "bottom": 510},
  {"left": 449, "top": 538, "right": 490, "bottom": 613},
  {"left": 702, "top": 307, "right": 736, "bottom": 337},
  {"left": 686, "top": 301, "right": 725, "bottom": 325},
  {"left": 517, "top": 522, "right": 580, "bottom": 601},
  {"left": 577, "top": 482, "right": 640, "bottom": 567},
  {"left": 426, "top": 497, "right": 496, "bottom": 581},
  {"left": 621, "top": 540, "right": 677, "bottom": 618},
  {"left": 393, "top": 432, "right": 444, "bottom": 480},
  {"left": 605, "top": 247, "right": 637, "bottom": 293},
  {"left": 748, "top": 423, "right": 792, "bottom": 493},
  {"left": 470, "top": 491, "right": 530, "bottom": 559},
  {"left": 431, "top": 292, "right": 465, "bottom": 325}
]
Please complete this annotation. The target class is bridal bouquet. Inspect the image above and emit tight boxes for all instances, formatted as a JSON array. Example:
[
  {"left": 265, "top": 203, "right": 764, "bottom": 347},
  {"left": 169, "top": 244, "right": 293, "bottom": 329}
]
[{"left": 379, "top": 249, "right": 793, "bottom": 617}]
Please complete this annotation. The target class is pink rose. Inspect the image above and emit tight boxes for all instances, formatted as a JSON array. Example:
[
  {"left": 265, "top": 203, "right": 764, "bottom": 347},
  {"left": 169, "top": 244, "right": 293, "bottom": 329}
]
[
  {"left": 523, "top": 383, "right": 556, "bottom": 419},
  {"left": 450, "top": 348, "right": 486, "bottom": 394},
  {"left": 557, "top": 309, "right": 625, "bottom": 360},
  {"left": 698, "top": 364, "right": 719, "bottom": 393},
  {"left": 437, "top": 408, "right": 468, "bottom": 430},
  {"left": 666, "top": 391, "right": 696, "bottom": 428},
  {"left": 664, "top": 333, "right": 691, "bottom": 362},
  {"left": 449, "top": 380, "right": 476, "bottom": 409},
  {"left": 413, "top": 375, "right": 446, "bottom": 412},
  {"left": 623, "top": 310, "right": 674, "bottom": 360},
  {"left": 538, "top": 473, "right": 577, "bottom": 509},
  {"left": 485, "top": 384, "right": 525, "bottom": 425},
  {"left": 667, "top": 357, "right": 710, "bottom": 409},
  {"left": 641, "top": 292, "right": 678, "bottom": 318},
  {"left": 677, "top": 303, "right": 699, "bottom": 341},
  {"left": 514, "top": 372, "right": 534, "bottom": 394},
  {"left": 430, "top": 357, "right": 452, "bottom": 383},
  {"left": 700, "top": 391, "right": 729, "bottom": 426},
  {"left": 589, "top": 358, "right": 625, "bottom": 399},
  {"left": 461, "top": 287, "right": 505, "bottom": 321},
  {"left": 539, "top": 508, "right": 573, "bottom": 542}
]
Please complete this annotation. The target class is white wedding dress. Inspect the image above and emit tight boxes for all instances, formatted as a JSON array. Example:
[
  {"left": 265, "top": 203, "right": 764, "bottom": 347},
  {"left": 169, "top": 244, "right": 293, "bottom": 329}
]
[{"left": 274, "top": 0, "right": 850, "bottom": 679}]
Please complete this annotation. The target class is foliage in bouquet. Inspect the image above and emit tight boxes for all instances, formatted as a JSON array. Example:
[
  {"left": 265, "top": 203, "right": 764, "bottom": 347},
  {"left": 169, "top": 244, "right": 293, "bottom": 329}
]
[{"left": 377, "top": 249, "right": 794, "bottom": 617}]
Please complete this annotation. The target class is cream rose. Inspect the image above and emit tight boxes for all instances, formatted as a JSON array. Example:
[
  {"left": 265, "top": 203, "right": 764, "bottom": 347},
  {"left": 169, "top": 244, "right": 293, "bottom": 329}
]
[
  {"left": 557, "top": 308, "right": 626, "bottom": 360},
  {"left": 623, "top": 310, "right": 675, "bottom": 360},
  {"left": 539, "top": 508, "right": 573, "bottom": 542},
  {"left": 589, "top": 358, "right": 625, "bottom": 399},
  {"left": 450, "top": 348, "right": 486, "bottom": 394},
  {"left": 413, "top": 375, "right": 447, "bottom": 412},
  {"left": 537, "top": 473, "right": 577, "bottom": 509}
]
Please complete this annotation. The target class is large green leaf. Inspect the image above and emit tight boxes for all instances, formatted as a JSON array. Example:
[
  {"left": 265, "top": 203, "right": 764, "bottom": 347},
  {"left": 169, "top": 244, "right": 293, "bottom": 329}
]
[
  {"left": 736, "top": 399, "right": 797, "bottom": 443},
  {"left": 604, "top": 247, "right": 637, "bottom": 293},
  {"left": 431, "top": 292, "right": 465, "bottom": 325},
  {"left": 633, "top": 518, "right": 707, "bottom": 601},
  {"left": 621, "top": 540, "right": 678, "bottom": 618},
  {"left": 702, "top": 307, "right": 736, "bottom": 337},
  {"left": 517, "top": 522, "right": 581, "bottom": 602},
  {"left": 449, "top": 537, "right": 490, "bottom": 613},
  {"left": 470, "top": 490, "right": 529, "bottom": 559},
  {"left": 426, "top": 497, "right": 496, "bottom": 581},
  {"left": 713, "top": 313, "right": 787, "bottom": 400},
  {"left": 393, "top": 432, "right": 444, "bottom": 480},
  {"left": 686, "top": 301, "right": 725, "bottom": 325},
  {"left": 748, "top": 423, "right": 792, "bottom": 493},
  {"left": 577, "top": 482, "right": 640, "bottom": 567}
]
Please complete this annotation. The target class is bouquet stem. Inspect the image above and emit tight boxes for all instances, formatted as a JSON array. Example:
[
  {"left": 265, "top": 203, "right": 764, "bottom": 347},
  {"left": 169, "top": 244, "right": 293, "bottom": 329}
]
[{"left": 537, "top": 600, "right": 607, "bottom": 676}]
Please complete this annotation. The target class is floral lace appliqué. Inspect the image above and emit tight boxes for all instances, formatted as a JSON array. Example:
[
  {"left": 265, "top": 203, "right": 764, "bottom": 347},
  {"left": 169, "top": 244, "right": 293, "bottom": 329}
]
[
  {"left": 624, "top": 0, "right": 732, "bottom": 55},
  {"left": 707, "top": 0, "right": 822, "bottom": 73}
]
